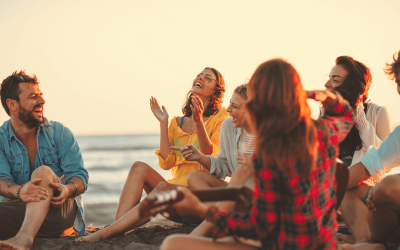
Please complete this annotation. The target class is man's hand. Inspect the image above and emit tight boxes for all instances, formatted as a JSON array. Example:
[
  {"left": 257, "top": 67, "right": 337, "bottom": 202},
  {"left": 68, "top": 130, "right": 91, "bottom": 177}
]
[
  {"left": 19, "top": 179, "right": 49, "bottom": 202},
  {"left": 49, "top": 182, "right": 68, "bottom": 207}
]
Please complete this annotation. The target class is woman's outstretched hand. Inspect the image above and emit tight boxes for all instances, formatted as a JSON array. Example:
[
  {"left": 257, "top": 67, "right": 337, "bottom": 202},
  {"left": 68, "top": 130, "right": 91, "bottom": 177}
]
[
  {"left": 150, "top": 97, "right": 169, "bottom": 124},
  {"left": 170, "top": 144, "right": 201, "bottom": 162},
  {"left": 190, "top": 95, "right": 204, "bottom": 124}
]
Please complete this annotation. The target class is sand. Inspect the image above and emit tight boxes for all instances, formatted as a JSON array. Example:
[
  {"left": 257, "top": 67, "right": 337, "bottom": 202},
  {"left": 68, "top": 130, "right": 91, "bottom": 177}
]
[{"left": 30, "top": 219, "right": 196, "bottom": 250}]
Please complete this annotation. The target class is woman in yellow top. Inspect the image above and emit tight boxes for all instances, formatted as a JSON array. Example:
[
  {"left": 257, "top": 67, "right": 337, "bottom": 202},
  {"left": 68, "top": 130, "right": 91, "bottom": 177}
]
[{"left": 76, "top": 67, "right": 228, "bottom": 242}]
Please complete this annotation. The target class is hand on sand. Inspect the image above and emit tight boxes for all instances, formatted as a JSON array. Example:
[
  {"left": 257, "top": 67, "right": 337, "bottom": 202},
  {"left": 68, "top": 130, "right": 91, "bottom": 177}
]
[
  {"left": 170, "top": 144, "right": 201, "bottom": 162},
  {"left": 150, "top": 97, "right": 169, "bottom": 124},
  {"left": 19, "top": 179, "right": 49, "bottom": 203},
  {"left": 49, "top": 182, "right": 68, "bottom": 207},
  {"left": 236, "top": 153, "right": 253, "bottom": 167},
  {"left": 190, "top": 95, "right": 204, "bottom": 124}
]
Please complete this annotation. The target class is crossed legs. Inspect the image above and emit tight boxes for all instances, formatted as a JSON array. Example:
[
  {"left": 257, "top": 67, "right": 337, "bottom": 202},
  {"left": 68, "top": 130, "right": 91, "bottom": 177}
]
[
  {"left": 76, "top": 161, "right": 180, "bottom": 242},
  {"left": 0, "top": 166, "right": 58, "bottom": 250}
]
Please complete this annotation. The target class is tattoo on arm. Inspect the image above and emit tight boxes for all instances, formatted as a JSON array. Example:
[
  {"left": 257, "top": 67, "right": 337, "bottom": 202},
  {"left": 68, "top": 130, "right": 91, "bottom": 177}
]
[{"left": 0, "top": 178, "right": 18, "bottom": 199}]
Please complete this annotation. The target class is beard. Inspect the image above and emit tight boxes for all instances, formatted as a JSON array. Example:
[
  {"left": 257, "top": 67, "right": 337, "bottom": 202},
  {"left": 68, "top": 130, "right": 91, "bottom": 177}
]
[{"left": 18, "top": 105, "right": 44, "bottom": 129}]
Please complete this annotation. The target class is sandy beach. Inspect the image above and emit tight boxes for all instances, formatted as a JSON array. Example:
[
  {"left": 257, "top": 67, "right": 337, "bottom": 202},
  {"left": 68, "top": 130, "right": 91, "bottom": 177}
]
[{"left": 30, "top": 219, "right": 195, "bottom": 250}]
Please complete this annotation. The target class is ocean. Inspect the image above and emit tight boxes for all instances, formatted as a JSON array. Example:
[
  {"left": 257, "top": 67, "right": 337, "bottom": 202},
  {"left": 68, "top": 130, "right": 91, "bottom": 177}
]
[{"left": 77, "top": 133, "right": 171, "bottom": 226}]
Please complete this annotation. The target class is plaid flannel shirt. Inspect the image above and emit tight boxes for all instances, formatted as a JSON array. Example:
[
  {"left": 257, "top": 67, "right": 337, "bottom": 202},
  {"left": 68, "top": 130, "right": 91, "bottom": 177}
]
[{"left": 206, "top": 92, "right": 354, "bottom": 250}]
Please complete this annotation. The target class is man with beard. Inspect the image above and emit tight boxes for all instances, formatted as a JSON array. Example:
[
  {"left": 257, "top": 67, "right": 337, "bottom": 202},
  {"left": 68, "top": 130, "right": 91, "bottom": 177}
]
[{"left": 0, "top": 71, "right": 89, "bottom": 250}]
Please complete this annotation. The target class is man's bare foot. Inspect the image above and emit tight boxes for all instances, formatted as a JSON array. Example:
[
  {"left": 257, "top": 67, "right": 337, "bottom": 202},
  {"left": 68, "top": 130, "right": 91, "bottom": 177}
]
[
  {"left": 336, "top": 233, "right": 355, "bottom": 244},
  {"left": 0, "top": 238, "right": 31, "bottom": 250}
]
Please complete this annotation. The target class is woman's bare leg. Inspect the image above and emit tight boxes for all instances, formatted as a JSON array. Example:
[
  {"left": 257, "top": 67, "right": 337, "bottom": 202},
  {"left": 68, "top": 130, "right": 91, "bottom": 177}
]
[
  {"left": 187, "top": 170, "right": 229, "bottom": 189},
  {"left": 76, "top": 162, "right": 178, "bottom": 242},
  {"left": 160, "top": 235, "right": 257, "bottom": 250},
  {"left": 114, "top": 161, "right": 167, "bottom": 221},
  {"left": 190, "top": 165, "right": 253, "bottom": 237}
]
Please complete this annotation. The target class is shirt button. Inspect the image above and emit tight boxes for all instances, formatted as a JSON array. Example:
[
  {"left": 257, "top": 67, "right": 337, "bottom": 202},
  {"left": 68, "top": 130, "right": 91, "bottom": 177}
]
[
  {"left": 23, "top": 149, "right": 26, "bottom": 151},
  {"left": 26, "top": 171, "right": 28, "bottom": 173}
]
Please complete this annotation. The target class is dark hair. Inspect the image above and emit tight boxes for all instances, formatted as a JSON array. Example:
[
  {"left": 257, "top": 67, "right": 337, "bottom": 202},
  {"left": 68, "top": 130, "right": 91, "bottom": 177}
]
[
  {"left": 384, "top": 50, "right": 400, "bottom": 80},
  {"left": 233, "top": 84, "right": 248, "bottom": 100},
  {"left": 1, "top": 70, "right": 39, "bottom": 116},
  {"left": 334, "top": 56, "right": 372, "bottom": 158},
  {"left": 182, "top": 67, "right": 225, "bottom": 117},
  {"left": 246, "top": 59, "right": 317, "bottom": 177}
]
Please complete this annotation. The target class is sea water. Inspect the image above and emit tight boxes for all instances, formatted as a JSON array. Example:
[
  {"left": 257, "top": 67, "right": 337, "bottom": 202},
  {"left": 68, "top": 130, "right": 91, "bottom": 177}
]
[{"left": 77, "top": 133, "right": 171, "bottom": 226}]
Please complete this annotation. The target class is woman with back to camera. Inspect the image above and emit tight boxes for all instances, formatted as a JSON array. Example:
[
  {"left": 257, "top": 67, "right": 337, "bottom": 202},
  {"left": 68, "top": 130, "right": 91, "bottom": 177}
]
[
  {"left": 158, "top": 58, "right": 355, "bottom": 250},
  {"left": 325, "top": 57, "right": 392, "bottom": 243},
  {"left": 76, "top": 67, "right": 228, "bottom": 242}
]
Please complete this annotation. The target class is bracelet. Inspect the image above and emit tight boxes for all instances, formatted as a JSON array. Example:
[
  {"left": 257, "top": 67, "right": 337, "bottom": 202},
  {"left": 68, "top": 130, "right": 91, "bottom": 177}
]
[
  {"left": 16, "top": 184, "right": 24, "bottom": 200},
  {"left": 68, "top": 181, "right": 78, "bottom": 197}
]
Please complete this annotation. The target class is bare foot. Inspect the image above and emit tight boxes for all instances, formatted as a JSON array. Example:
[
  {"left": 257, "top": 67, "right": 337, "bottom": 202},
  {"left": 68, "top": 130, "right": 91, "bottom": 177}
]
[
  {"left": 74, "top": 228, "right": 124, "bottom": 243},
  {"left": 336, "top": 242, "right": 385, "bottom": 250},
  {"left": 336, "top": 233, "right": 355, "bottom": 244},
  {"left": 0, "top": 239, "right": 31, "bottom": 250}
]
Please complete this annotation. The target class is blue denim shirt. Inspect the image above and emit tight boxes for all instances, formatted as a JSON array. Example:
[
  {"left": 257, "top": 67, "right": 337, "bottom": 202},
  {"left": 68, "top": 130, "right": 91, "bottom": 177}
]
[{"left": 0, "top": 118, "right": 89, "bottom": 235}]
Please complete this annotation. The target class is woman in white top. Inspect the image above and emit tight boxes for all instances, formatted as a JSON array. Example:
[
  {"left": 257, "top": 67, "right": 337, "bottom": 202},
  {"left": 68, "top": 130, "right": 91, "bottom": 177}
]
[
  {"left": 171, "top": 84, "right": 255, "bottom": 237},
  {"left": 337, "top": 50, "right": 400, "bottom": 249}
]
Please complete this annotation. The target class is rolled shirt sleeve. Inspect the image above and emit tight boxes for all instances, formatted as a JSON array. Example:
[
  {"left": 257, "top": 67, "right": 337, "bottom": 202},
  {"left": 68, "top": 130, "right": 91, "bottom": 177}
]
[
  {"left": 360, "top": 126, "right": 400, "bottom": 182},
  {"left": 57, "top": 126, "right": 88, "bottom": 190}
]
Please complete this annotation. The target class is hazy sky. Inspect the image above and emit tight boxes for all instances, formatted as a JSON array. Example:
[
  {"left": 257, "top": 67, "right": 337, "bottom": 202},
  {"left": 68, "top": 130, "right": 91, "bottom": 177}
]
[{"left": 0, "top": 0, "right": 399, "bottom": 135}]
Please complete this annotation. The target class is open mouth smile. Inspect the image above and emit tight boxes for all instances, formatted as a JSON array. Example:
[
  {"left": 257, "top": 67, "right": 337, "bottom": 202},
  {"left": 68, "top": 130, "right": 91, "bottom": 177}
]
[
  {"left": 194, "top": 81, "right": 204, "bottom": 89},
  {"left": 33, "top": 106, "right": 43, "bottom": 115}
]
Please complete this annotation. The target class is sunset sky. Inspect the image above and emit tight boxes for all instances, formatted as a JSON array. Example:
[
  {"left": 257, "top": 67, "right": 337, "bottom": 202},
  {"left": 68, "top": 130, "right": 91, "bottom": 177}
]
[{"left": 0, "top": 0, "right": 399, "bottom": 135}]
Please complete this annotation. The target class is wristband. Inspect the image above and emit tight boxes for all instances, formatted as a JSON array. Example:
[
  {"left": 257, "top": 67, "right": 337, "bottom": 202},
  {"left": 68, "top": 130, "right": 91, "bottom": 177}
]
[
  {"left": 68, "top": 181, "right": 78, "bottom": 197},
  {"left": 16, "top": 184, "right": 24, "bottom": 200}
]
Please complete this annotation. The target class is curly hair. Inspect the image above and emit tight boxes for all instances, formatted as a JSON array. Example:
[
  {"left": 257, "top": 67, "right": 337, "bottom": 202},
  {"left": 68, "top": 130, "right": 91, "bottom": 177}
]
[
  {"left": 246, "top": 59, "right": 318, "bottom": 177},
  {"left": 0, "top": 70, "right": 39, "bottom": 116},
  {"left": 333, "top": 56, "right": 372, "bottom": 159},
  {"left": 182, "top": 67, "right": 225, "bottom": 117},
  {"left": 384, "top": 50, "right": 400, "bottom": 80}
]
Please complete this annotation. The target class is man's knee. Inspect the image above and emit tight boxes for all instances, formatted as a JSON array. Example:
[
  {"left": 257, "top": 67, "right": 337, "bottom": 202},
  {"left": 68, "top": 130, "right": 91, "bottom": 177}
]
[
  {"left": 373, "top": 175, "right": 400, "bottom": 204},
  {"left": 31, "top": 165, "right": 57, "bottom": 182},
  {"left": 187, "top": 170, "right": 205, "bottom": 188}
]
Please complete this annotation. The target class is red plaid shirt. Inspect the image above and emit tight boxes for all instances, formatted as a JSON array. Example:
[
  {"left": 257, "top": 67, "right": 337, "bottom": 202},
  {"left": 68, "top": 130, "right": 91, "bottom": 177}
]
[{"left": 206, "top": 93, "right": 354, "bottom": 249}]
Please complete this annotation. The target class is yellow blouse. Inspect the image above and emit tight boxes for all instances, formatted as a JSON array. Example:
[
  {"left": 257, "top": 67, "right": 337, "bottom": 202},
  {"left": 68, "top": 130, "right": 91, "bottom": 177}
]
[{"left": 155, "top": 107, "right": 229, "bottom": 186}]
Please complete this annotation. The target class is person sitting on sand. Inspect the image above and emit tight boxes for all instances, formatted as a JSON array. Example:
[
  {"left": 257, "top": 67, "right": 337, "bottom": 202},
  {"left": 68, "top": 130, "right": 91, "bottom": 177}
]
[
  {"left": 171, "top": 83, "right": 255, "bottom": 234},
  {"left": 323, "top": 56, "right": 391, "bottom": 243},
  {"left": 159, "top": 58, "right": 355, "bottom": 250},
  {"left": 76, "top": 67, "right": 228, "bottom": 242},
  {"left": 335, "top": 50, "right": 400, "bottom": 250},
  {"left": 0, "top": 71, "right": 89, "bottom": 250}
]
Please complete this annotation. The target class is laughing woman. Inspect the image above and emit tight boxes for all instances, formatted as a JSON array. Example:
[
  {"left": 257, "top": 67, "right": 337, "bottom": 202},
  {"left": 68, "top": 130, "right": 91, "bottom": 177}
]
[{"left": 76, "top": 67, "right": 228, "bottom": 242}]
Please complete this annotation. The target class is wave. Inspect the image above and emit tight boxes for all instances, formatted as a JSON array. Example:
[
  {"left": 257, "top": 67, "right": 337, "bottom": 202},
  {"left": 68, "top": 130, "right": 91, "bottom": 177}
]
[
  {"left": 83, "top": 145, "right": 158, "bottom": 152},
  {"left": 87, "top": 165, "right": 130, "bottom": 171}
]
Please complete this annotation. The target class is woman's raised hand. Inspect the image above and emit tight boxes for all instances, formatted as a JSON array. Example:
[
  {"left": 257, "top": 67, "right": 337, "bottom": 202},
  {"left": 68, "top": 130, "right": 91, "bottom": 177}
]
[
  {"left": 190, "top": 95, "right": 204, "bottom": 123},
  {"left": 150, "top": 97, "right": 169, "bottom": 124}
]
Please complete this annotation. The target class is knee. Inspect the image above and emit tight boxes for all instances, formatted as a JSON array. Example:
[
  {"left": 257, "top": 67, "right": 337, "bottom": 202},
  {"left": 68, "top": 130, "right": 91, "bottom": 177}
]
[
  {"left": 154, "top": 182, "right": 169, "bottom": 192},
  {"left": 373, "top": 175, "right": 400, "bottom": 204},
  {"left": 129, "top": 161, "right": 150, "bottom": 174},
  {"left": 160, "top": 235, "right": 181, "bottom": 250},
  {"left": 31, "top": 165, "right": 57, "bottom": 182},
  {"left": 187, "top": 170, "right": 204, "bottom": 189}
]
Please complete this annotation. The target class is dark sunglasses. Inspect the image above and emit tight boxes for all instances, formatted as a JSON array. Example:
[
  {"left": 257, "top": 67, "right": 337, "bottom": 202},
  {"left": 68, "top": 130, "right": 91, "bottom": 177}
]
[{"left": 6, "top": 75, "right": 24, "bottom": 98}]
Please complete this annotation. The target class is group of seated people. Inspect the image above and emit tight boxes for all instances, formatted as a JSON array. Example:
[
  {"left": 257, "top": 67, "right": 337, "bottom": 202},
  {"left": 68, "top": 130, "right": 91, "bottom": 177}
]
[{"left": 0, "top": 50, "right": 399, "bottom": 250}]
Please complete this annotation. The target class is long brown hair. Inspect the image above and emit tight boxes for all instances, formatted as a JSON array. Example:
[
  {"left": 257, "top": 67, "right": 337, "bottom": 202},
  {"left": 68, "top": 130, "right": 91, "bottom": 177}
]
[
  {"left": 182, "top": 67, "right": 225, "bottom": 117},
  {"left": 246, "top": 59, "right": 318, "bottom": 176}
]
